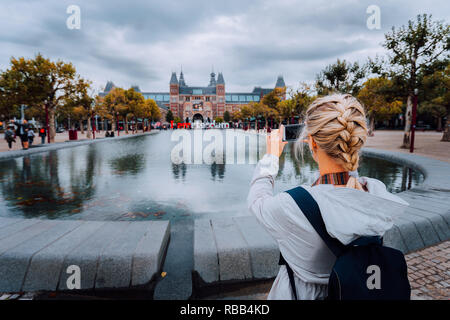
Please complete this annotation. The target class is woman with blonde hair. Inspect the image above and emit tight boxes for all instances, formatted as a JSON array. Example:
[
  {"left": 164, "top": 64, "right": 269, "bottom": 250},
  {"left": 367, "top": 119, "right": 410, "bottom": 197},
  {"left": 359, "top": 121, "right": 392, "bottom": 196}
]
[{"left": 247, "top": 93, "right": 409, "bottom": 300}]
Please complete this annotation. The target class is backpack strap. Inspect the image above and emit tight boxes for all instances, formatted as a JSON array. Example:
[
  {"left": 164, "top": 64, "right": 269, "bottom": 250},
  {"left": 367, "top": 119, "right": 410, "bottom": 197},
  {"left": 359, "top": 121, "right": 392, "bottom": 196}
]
[
  {"left": 286, "top": 186, "right": 346, "bottom": 257},
  {"left": 279, "top": 186, "right": 346, "bottom": 300},
  {"left": 279, "top": 186, "right": 384, "bottom": 299},
  {"left": 278, "top": 253, "right": 298, "bottom": 300}
]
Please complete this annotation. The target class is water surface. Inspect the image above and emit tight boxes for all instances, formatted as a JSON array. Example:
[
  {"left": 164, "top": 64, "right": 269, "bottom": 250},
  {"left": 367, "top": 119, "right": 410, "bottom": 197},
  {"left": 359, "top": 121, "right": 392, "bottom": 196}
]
[{"left": 0, "top": 131, "right": 424, "bottom": 221}]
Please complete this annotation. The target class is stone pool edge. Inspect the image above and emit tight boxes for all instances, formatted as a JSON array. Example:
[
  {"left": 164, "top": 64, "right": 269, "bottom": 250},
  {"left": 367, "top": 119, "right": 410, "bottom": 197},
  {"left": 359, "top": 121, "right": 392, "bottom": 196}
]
[
  {"left": 193, "top": 147, "right": 450, "bottom": 291},
  {"left": 0, "top": 130, "right": 171, "bottom": 295},
  {"left": 0, "top": 131, "right": 159, "bottom": 161}
]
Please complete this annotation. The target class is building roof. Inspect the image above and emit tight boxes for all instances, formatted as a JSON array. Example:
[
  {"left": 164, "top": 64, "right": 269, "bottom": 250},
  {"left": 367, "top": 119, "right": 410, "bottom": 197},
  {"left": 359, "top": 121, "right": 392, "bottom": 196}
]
[
  {"left": 131, "top": 85, "right": 141, "bottom": 92},
  {"left": 252, "top": 86, "right": 273, "bottom": 95},
  {"left": 104, "top": 81, "right": 115, "bottom": 93},
  {"left": 208, "top": 72, "right": 216, "bottom": 87},
  {"left": 170, "top": 72, "right": 178, "bottom": 84},
  {"left": 179, "top": 71, "right": 186, "bottom": 87},
  {"left": 275, "top": 75, "right": 286, "bottom": 88},
  {"left": 217, "top": 72, "right": 225, "bottom": 84},
  {"left": 180, "top": 86, "right": 217, "bottom": 95}
]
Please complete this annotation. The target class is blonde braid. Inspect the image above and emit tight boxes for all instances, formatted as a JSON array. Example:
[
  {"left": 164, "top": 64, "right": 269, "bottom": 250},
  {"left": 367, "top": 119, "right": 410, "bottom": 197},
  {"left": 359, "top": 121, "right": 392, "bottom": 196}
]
[{"left": 296, "top": 94, "right": 368, "bottom": 189}]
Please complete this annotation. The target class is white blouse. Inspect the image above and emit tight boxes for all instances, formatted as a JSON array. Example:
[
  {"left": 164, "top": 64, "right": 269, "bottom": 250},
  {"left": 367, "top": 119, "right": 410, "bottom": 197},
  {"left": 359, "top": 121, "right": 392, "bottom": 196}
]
[{"left": 247, "top": 154, "right": 409, "bottom": 300}]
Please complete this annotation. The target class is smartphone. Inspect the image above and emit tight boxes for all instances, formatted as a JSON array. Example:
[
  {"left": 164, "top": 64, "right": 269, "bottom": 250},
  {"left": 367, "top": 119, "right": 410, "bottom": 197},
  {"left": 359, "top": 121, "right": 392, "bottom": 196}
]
[{"left": 283, "top": 124, "right": 304, "bottom": 142}]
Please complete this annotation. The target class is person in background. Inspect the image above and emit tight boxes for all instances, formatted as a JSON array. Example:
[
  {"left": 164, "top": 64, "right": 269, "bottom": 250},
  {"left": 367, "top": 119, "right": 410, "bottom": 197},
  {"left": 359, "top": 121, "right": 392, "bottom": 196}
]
[
  {"left": 4, "top": 124, "right": 16, "bottom": 150},
  {"left": 39, "top": 127, "right": 46, "bottom": 144},
  {"left": 15, "top": 120, "right": 29, "bottom": 150},
  {"left": 28, "top": 127, "right": 35, "bottom": 146}
]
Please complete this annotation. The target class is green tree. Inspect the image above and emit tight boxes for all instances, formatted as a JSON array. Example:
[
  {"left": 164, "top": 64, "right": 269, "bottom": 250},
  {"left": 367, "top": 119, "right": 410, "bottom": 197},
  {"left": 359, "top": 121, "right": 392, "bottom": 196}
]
[
  {"left": 223, "top": 110, "right": 231, "bottom": 122},
  {"left": 173, "top": 116, "right": 182, "bottom": 124},
  {"left": 421, "top": 63, "right": 450, "bottom": 139},
  {"left": 315, "top": 59, "right": 366, "bottom": 96},
  {"left": 357, "top": 77, "right": 403, "bottom": 135},
  {"left": 102, "top": 87, "right": 127, "bottom": 132},
  {"left": 166, "top": 109, "right": 174, "bottom": 123},
  {"left": 0, "top": 54, "right": 91, "bottom": 142},
  {"left": 289, "top": 83, "right": 314, "bottom": 122},
  {"left": 124, "top": 88, "right": 145, "bottom": 133},
  {"left": 239, "top": 105, "right": 253, "bottom": 120},
  {"left": 231, "top": 110, "right": 241, "bottom": 123},
  {"left": 93, "top": 95, "right": 111, "bottom": 132},
  {"left": 138, "top": 99, "right": 161, "bottom": 131},
  {"left": 262, "top": 88, "right": 284, "bottom": 109},
  {"left": 380, "top": 14, "right": 449, "bottom": 148},
  {"left": 276, "top": 99, "right": 295, "bottom": 124}
]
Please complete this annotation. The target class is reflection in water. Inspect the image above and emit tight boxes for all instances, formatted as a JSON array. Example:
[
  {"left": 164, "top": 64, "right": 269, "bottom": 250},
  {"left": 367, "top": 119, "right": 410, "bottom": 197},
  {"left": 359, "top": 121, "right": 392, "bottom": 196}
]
[
  {"left": 0, "top": 131, "right": 424, "bottom": 221},
  {"left": 0, "top": 147, "right": 99, "bottom": 219},
  {"left": 109, "top": 154, "right": 145, "bottom": 176},
  {"left": 210, "top": 162, "right": 225, "bottom": 180},
  {"left": 172, "top": 163, "right": 187, "bottom": 180}
]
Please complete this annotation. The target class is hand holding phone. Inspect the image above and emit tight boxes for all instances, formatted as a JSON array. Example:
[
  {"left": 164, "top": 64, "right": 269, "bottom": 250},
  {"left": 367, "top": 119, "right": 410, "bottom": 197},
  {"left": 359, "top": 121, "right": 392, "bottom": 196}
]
[
  {"left": 266, "top": 125, "right": 288, "bottom": 158},
  {"left": 282, "top": 124, "right": 304, "bottom": 142}
]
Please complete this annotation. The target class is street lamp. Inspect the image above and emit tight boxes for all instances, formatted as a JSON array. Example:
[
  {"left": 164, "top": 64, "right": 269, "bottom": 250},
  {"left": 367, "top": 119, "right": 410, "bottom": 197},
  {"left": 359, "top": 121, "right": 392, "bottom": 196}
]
[
  {"left": 410, "top": 88, "right": 419, "bottom": 153},
  {"left": 116, "top": 111, "right": 120, "bottom": 136},
  {"left": 90, "top": 101, "right": 96, "bottom": 139},
  {"left": 20, "top": 104, "right": 27, "bottom": 121}
]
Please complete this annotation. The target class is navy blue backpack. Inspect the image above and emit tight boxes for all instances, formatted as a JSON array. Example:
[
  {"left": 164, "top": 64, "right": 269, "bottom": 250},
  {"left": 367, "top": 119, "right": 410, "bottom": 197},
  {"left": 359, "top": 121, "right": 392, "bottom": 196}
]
[{"left": 279, "top": 186, "right": 411, "bottom": 300}]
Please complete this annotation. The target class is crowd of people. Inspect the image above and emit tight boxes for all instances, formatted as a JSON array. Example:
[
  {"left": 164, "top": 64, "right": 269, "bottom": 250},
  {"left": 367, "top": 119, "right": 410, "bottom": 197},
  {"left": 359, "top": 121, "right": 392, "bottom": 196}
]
[{"left": 3, "top": 120, "right": 46, "bottom": 151}]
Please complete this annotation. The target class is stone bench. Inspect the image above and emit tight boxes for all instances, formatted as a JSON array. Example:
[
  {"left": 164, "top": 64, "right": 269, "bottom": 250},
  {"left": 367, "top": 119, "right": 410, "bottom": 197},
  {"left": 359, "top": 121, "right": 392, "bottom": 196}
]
[
  {"left": 193, "top": 148, "right": 450, "bottom": 285},
  {"left": 193, "top": 216, "right": 279, "bottom": 285},
  {"left": 0, "top": 217, "right": 170, "bottom": 293}
]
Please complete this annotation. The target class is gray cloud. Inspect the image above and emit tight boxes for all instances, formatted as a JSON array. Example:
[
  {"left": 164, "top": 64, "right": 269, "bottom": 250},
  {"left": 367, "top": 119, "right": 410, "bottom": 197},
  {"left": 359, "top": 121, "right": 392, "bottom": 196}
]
[{"left": 0, "top": 0, "right": 448, "bottom": 93}]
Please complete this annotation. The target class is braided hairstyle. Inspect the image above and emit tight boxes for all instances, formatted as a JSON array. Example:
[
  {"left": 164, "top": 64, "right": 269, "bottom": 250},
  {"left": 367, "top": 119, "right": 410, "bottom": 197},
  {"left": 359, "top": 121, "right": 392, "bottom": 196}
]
[{"left": 296, "top": 94, "right": 368, "bottom": 189}]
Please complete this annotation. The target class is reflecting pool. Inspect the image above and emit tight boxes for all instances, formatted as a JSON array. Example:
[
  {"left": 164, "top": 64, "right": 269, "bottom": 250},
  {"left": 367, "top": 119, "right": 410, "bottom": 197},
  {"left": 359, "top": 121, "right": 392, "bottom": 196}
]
[{"left": 0, "top": 131, "right": 424, "bottom": 221}]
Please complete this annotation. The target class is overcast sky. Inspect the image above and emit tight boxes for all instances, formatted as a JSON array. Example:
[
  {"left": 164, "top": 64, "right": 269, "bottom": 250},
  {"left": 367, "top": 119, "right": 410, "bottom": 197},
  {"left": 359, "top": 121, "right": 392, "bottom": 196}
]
[{"left": 0, "top": 0, "right": 448, "bottom": 93}]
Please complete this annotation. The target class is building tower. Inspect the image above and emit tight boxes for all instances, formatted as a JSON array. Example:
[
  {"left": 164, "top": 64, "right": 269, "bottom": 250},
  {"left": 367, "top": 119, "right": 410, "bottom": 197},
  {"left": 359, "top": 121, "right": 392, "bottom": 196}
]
[
  {"left": 169, "top": 72, "right": 179, "bottom": 117},
  {"left": 179, "top": 70, "right": 186, "bottom": 87},
  {"left": 216, "top": 72, "right": 225, "bottom": 118},
  {"left": 275, "top": 75, "right": 286, "bottom": 88},
  {"left": 209, "top": 71, "right": 216, "bottom": 87},
  {"left": 275, "top": 75, "right": 286, "bottom": 100}
]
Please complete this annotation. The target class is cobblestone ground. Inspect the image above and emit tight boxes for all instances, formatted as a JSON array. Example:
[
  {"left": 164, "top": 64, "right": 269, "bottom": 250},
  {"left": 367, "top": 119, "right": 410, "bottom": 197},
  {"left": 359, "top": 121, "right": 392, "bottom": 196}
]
[
  {"left": 407, "top": 240, "right": 449, "bottom": 300},
  {"left": 217, "top": 241, "right": 450, "bottom": 300}
]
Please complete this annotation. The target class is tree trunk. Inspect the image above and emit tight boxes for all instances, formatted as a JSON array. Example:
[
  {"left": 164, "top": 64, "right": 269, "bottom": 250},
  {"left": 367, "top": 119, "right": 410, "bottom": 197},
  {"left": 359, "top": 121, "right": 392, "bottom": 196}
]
[
  {"left": 436, "top": 116, "right": 442, "bottom": 132},
  {"left": 49, "top": 108, "right": 56, "bottom": 143},
  {"left": 80, "top": 120, "right": 84, "bottom": 134},
  {"left": 368, "top": 115, "right": 375, "bottom": 136},
  {"left": 86, "top": 118, "right": 92, "bottom": 139},
  {"left": 401, "top": 94, "right": 413, "bottom": 148},
  {"left": 111, "top": 118, "right": 116, "bottom": 132},
  {"left": 125, "top": 117, "right": 129, "bottom": 134},
  {"left": 441, "top": 107, "right": 450, "bottom": 141}
]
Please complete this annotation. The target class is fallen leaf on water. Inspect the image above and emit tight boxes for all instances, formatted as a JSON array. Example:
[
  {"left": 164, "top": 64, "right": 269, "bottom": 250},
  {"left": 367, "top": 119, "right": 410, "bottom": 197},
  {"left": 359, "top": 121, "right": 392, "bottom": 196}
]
[
  {"left": 122, "top": 212, "right": 137, "bottom": 219},
  {"left": 161, "top": 272, "right": 167, "bottom": 277}
]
